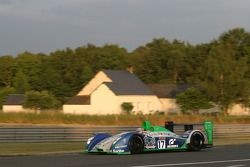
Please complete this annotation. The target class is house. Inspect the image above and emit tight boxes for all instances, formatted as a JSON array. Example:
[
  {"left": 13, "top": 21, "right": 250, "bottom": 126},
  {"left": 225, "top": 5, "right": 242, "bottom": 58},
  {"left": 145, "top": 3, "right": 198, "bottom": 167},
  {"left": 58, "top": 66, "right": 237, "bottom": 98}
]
[
  {"left": 147, "top": 84, "right": 193, "bottom": 113},
  {"left": 228, "top": 104, "right": 250, "bottom": 115},
  {"left": 2, "top": 94, "right": 25, "bottom": 112},
  {"left": 148, "top": 84, "right": 222, "bottom": 114},
  {"left": 63, "top": 69, "right": 162, "bottom": 114}
]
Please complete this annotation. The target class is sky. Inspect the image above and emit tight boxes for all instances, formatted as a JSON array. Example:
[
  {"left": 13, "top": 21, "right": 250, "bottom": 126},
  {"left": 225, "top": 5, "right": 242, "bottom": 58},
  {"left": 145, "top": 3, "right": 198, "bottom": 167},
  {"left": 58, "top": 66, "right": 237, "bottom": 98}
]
[{"left": 0, "top": 0, "right": 250, "bottom": 56}]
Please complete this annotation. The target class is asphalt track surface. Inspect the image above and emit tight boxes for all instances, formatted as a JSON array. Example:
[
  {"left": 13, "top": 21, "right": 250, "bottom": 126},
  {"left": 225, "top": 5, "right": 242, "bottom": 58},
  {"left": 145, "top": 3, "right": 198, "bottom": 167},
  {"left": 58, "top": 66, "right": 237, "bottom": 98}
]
[{"left": 1, "top": 144, "right": 250, "bottom": 167}]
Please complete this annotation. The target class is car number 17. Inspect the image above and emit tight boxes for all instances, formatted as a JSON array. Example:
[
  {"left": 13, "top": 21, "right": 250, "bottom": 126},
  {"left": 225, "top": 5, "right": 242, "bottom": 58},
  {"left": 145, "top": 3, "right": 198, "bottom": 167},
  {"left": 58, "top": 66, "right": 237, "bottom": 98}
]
[{"left": 157, "top": 140, "right": 166, "bottom": 149}]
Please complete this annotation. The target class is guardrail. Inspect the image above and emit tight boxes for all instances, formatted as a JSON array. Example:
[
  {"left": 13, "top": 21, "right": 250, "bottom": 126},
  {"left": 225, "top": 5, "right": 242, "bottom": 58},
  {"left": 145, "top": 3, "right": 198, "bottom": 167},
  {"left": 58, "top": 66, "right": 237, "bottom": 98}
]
[{"left": 0, "top": 124, "right": 249, "bottom": 143}]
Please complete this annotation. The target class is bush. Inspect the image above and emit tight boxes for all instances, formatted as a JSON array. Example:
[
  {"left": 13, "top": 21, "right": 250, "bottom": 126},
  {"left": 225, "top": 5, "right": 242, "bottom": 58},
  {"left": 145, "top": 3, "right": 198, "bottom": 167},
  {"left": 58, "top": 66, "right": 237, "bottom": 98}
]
[
  {"left": 176, "top": 87, "right": 213, "bottom": 114},
  {"left": 23, "top": 91, "right": 61, "bottom": 111},
  {"left": 121, "top": 102, "right": 134, "bottom": 114}
]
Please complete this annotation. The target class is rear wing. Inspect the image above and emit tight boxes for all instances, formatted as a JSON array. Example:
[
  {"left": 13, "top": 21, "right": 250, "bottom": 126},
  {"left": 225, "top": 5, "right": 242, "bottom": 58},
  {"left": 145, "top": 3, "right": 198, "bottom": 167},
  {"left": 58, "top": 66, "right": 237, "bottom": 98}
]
[{"left": 165, "top": 121, "right": 213, "bottom": 145}]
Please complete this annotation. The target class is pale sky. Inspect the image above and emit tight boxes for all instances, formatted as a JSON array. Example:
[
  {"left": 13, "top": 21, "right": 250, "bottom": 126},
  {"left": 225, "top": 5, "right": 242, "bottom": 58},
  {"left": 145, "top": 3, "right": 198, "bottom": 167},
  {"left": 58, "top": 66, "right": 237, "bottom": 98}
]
[{"left": 0, "top": 0, "right": 250, "bottom": 55}]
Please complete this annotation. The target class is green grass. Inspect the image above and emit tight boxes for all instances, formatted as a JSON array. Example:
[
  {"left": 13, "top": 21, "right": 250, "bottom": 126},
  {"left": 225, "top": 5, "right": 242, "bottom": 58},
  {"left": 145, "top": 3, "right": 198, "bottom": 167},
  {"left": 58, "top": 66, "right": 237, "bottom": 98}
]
[
  {"left": 0, "top": 112, "right": 250, "bottom": 125},
  {"left": 0, "top": 142, "right": 84, "bottom": 155}
]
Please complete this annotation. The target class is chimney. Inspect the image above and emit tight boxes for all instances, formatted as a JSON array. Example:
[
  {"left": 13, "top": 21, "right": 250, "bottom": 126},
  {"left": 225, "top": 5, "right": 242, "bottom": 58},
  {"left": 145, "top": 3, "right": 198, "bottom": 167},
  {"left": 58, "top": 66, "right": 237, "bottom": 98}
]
[{"left": 126, "top": 65, "right": 134, "bottom": 73}]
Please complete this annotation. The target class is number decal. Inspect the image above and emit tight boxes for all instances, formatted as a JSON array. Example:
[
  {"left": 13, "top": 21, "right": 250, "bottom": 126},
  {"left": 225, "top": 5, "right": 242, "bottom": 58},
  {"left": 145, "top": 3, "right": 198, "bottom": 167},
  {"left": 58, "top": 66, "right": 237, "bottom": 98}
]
[{"left": 157, "top": 140, "right": 166, "bottom": 149}]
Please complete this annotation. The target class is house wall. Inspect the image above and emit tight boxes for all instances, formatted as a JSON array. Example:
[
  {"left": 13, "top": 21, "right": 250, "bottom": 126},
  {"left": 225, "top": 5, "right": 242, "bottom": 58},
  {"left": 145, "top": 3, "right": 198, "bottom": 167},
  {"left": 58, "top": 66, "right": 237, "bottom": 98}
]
[
  {"left": 118, "top": 95, "right": 162, "bottom": 114},
  {"left": 63, "top": 105, "right": 92, "bottom": 114},
  {"left": 63, "top": 84, "right": 118, "bottom": 115},
  {"left": 159, "top": 98, "right": 180, "bottom": 113},
  {"left": 64, "top": 84, "right": 163, "bottom": 115},
  {"left": 90, "top": 84, "right": 118, "bottom": 114},
  {"left": 2, "top": 105, "right": 25, "bottom": 112},
  {"left": 77, "top": 71, "right": 112, "bottom": 96},
  {"left": 228, "top": 104, "right": 250, "bottom": 115}
]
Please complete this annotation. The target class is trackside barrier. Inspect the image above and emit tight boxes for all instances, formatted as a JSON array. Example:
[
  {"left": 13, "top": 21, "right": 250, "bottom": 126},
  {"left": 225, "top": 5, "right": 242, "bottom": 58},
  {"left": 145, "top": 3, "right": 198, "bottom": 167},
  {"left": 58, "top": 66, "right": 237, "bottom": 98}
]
[{"left": 0, "top": 124, "right": 249, "bottom": 143}]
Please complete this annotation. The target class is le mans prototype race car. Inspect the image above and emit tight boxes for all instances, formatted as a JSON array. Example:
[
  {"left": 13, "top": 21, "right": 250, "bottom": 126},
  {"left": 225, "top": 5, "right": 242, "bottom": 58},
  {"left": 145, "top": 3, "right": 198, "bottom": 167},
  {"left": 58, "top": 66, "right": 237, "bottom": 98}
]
[{"left": 86, "top": 121, "right": 213, "bottom": 154}]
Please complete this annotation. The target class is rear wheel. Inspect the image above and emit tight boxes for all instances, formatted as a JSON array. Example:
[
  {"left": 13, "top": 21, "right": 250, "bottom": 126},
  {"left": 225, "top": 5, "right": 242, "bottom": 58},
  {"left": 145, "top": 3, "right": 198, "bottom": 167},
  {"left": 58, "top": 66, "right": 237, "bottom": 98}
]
[
  {"left": 128, "top": 135, "right": 144, "bottom": 154},
  {"left": 189, "top": 132, "right": 204, "bottom": 151}
]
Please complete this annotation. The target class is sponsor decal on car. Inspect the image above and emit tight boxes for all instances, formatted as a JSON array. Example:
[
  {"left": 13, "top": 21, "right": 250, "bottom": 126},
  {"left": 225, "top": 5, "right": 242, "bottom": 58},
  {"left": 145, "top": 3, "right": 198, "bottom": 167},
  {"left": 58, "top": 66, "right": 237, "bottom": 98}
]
[
  {"left": 114, "top": 145, "right": 127, "bottom": 149},
  {"left": 145, "top": 145, "right": 156, "bottom": 149},
  {"left": 144, "top": 136, "right": 156, "bottom": 149},
  {"left": 167, "top": 138, "right": 178, "bottom": 148},
  {"left": 145, "top": 132, "right": 176, "bottom": 138},
  {"left": 113, "top": 149, "right": 125, "bottom": 153}
]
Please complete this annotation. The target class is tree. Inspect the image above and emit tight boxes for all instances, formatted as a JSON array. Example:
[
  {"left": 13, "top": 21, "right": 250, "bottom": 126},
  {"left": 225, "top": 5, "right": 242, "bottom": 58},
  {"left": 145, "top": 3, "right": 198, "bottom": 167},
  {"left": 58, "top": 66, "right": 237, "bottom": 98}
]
[
  {"left": 23, "top": 91, "right": 61, "bottom": 111},
  {"left": 121, "top": 102, "right": 134, "bottom": 114},
  {"left": 0, "top": 87, "right": 16, "bottom": 109},
  {"left": 130, "top": 38, "right": 188, "bottom": 83},
  {"left": 129, "top": 46, "right": 159, "bottom": 83},
  {"left": 200, "top": 42, "right": 249, "bottom": 112},
  {"left": 219, "top": 28, "right": 250, "bottom": 81},
  {"left": 75, "top": 44, "right": 128, "bottom": 72},
  {"left": 13, "top": 70, "right": 30, "bottom": 93},
  {"left": 0, "top": 56, "right": 15, "bottom": 87},
  {"left": 166, "top": 40, "right": 186, "bottom": 83},
  {"left": 176, "top": 88, "right": 213, "bottom": 114},
  {"left": 14, "top": 52, "right": 45, "bottom": 91},
  {"left": 183, "top": 43, "right": 212, "bottom": 83},
  {"left": 49, "top": 48, "right": 93, "bottom": 97}
]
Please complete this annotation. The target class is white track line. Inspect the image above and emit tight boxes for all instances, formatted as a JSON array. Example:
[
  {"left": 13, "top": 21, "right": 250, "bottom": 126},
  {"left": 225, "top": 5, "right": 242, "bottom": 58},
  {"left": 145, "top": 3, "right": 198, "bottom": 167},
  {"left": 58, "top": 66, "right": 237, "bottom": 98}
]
[
  {"left": 226, "top": 165, "right": 246, "bottom": 167},
  {"left": 130, "top": 159, "right": 250, "bottom": 167}
]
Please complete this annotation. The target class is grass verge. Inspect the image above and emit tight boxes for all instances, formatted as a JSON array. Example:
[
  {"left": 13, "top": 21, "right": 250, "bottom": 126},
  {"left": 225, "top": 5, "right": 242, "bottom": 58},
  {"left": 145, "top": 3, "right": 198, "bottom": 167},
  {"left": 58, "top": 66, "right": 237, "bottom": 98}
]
[{"left": 0, "top": 112, "right": 250, "bottom": 125}]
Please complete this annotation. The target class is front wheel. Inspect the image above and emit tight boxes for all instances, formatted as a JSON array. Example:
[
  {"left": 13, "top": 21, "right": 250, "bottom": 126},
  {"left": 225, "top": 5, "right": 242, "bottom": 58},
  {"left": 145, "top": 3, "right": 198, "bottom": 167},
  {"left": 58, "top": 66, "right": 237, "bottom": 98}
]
[
  {"left": 189, "top": 132, "right": 204, "bottom": 151},
  {"left": 128, "top": 135, "right": 144, "bottom": 154}
]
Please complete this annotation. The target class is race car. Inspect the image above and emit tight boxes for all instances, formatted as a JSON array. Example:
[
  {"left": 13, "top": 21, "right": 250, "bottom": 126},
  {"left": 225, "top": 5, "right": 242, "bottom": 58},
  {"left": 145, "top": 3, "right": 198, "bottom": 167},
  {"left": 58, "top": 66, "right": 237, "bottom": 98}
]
[{"left": 86, "top": 121, "right": 213, "bottom": 154}]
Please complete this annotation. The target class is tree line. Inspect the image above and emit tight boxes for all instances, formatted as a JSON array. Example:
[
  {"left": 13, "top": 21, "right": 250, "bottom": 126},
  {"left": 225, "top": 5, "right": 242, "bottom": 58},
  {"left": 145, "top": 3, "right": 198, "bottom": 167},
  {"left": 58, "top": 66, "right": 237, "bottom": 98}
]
[{"left": 0, "top": 28, "right": 250, "bottom": 112}]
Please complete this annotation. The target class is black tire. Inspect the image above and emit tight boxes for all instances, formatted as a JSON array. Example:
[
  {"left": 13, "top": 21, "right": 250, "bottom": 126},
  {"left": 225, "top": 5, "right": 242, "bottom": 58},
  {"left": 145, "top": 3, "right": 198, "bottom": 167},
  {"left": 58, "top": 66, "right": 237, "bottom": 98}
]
[
  {"left": 128, "top": 135, "right": 144, "bottom": 154},
  {"left": 189, "top": 132, "right": 204, "bottom": 151}
]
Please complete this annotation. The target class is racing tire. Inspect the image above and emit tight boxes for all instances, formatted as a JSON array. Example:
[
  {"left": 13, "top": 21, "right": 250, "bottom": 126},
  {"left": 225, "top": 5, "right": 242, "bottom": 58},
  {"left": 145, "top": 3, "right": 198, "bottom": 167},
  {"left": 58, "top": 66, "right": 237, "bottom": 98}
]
[
  {"left": 189, "top": 132, "right": 204, "bottom": 151},
  {"left": 128, "top": 135, "right": 144, "bottom": 154}
]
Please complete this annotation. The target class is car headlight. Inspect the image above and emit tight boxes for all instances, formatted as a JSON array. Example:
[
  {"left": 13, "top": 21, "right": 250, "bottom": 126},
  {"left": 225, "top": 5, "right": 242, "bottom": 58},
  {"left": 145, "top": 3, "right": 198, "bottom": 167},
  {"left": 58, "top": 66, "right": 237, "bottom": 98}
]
[{"left": 87, "top": 137, "right": 94, "bottom": 145}]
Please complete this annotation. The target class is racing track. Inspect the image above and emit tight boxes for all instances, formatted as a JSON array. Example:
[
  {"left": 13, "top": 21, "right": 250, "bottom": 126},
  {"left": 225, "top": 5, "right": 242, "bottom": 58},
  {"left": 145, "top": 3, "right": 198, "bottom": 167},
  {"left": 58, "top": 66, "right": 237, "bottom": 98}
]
[{"left": 0, "top": 144, "right": 250, "bottom": 167}]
